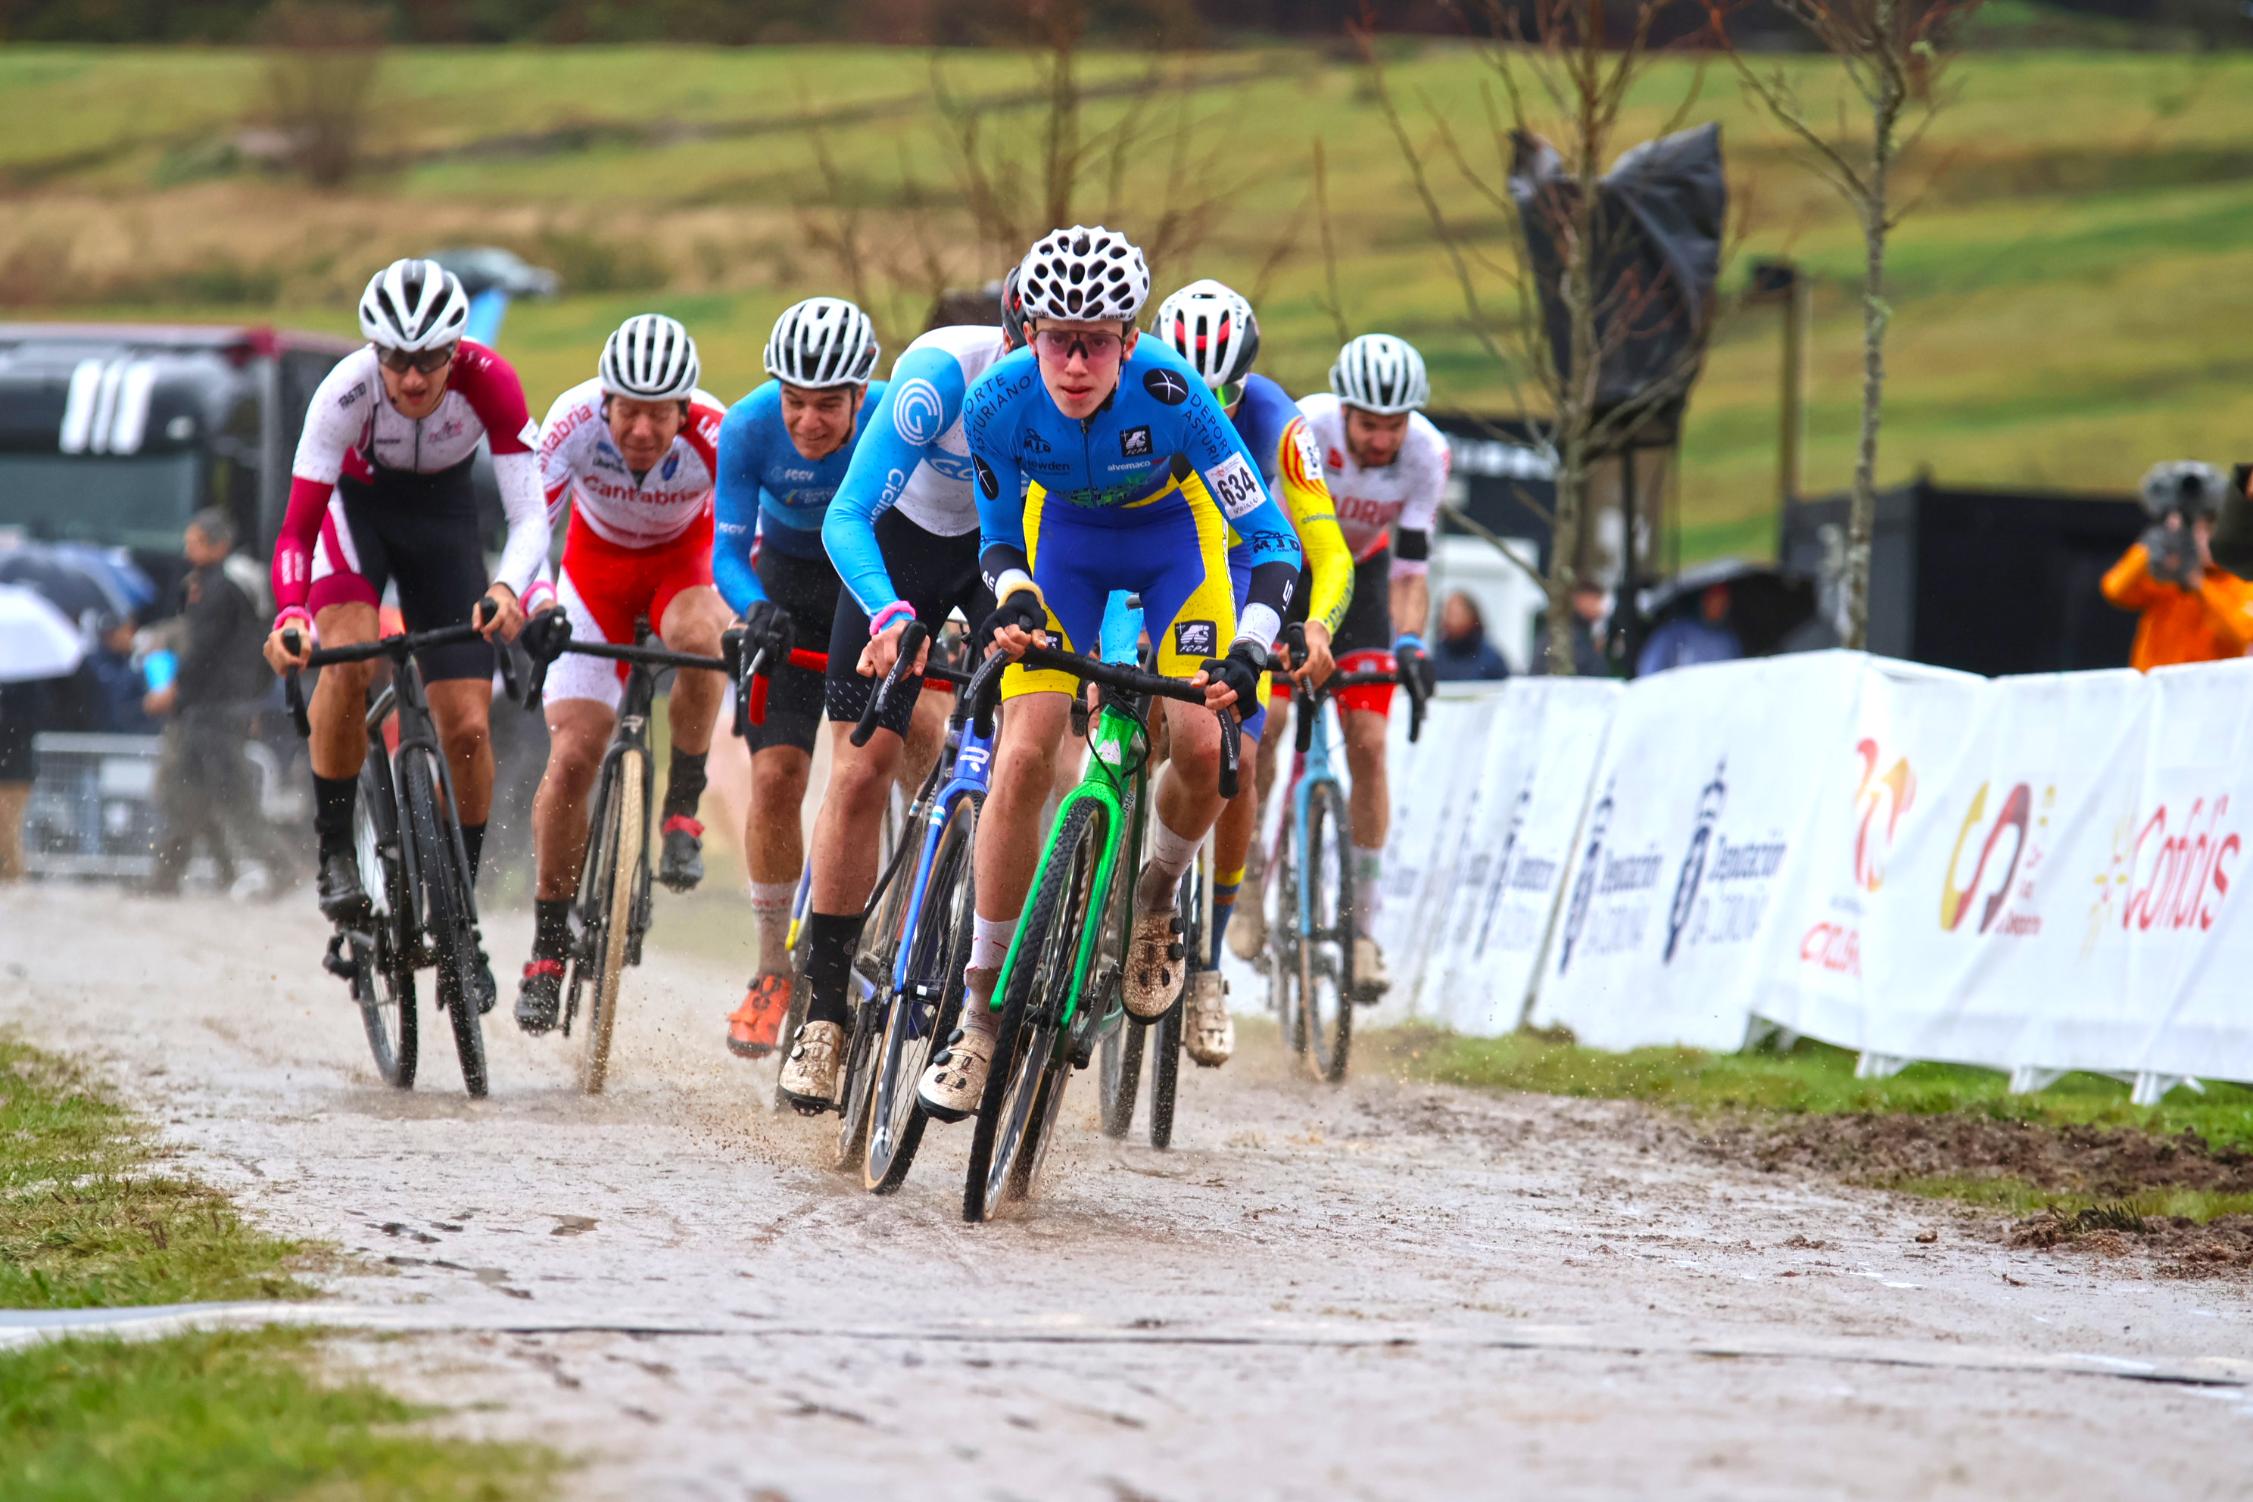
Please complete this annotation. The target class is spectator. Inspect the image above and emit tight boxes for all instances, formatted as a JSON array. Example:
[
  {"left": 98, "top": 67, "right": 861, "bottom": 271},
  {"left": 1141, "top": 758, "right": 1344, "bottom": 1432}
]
[
  {"left": 1537, "top": 579, "right": 1617, "bottom": 678},
  {"left": 2102, "top": 461, "right": 2253, "bottom": 671},
  {"left": 1637, "top": 582, "right": 1743, "bottom": 677},
  {"left": 1432, "top": 590, "right": 1511, "bottom": 682},
  {"left": 145, "top": 510, "right": 293, "bottom": 897},
  {"left": 85, "top": 612, "right": 157, "bottom": 734},
  {"left": 0, "top": 678, "right": 39, "bottom": 882}
]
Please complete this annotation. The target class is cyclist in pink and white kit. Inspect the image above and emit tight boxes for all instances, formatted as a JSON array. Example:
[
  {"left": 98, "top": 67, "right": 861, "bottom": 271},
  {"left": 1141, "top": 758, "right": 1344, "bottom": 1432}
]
[{"left": 262, "top": 259, "right": 550, "bottom": 961}]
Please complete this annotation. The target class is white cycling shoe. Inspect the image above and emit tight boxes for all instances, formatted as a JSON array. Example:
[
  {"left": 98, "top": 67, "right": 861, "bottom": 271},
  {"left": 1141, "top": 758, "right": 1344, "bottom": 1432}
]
[
  {"left": 918, "top": 1022, "right": 995, "bottom": 1123},
  {"left": 1352, "top": 935, "right": 1392, "bottom": 1002},
  {"left": 1183, "top": 970, "right": 1233, "bottom": 1067},
  {"left": 778, "top": 1020, "right": 844, "bottom": 1114}
]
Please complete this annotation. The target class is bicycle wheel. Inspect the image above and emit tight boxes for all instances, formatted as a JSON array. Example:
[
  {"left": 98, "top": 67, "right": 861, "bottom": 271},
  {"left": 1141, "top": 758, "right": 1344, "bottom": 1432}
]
[
  {"left": 865, "top": 797, "right": 976, "bottom": 1194},
  {"left": 579, "top": 749, "right": 643, "bottom": 1096},
  {"left": 402, "top": 750, "right": 488, "bottom": 1099},
  {"left": 1300, "top": 779, "right": 1355, "bottom": 1084},
  {"left": 1095, "top": 887, "right": 1142, "bottom": 1139},
  {"left": 1149, "top": 864, "right": 1196, "bottom": 1151},
  {"left": 770, "top": 905, "right": 814, "bottom": 1112},
  {"left": 1267, "top": 821, "right": 1304, "bottom": 1055},
  {"left": 965, "top": 798, "right": 1104, "bottom": 1223},
  {"left": 349, "top": 763, "right": 416, "bottom": 1089}
]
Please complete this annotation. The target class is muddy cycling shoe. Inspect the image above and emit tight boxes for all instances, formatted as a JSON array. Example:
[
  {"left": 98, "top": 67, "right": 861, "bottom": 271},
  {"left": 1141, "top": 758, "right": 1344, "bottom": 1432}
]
[
  {"left": 516, "top": 958, "right": 565, "bottom": 1034},
  {"left": 315, "top": 846, "right": 368, "bottom": 922},
  {"left": 778, "top": 1020, "right": 845, "bottom": 1115},
  {"left": 1351, "top": 935, "right": 1391, "bottom": 1002},
  {"left": 727, "top": 972, "right": 792, "bottom": 1059},
  {"left": 1183, "top": 970, "right": 1234, "bottom": 1067},
  {"left": 1225, "top": 880, "right": 1267, "bottom": 964},
  {"left": 656, "top": 814, "right": 705, "bottom": 893},
  {"left": 917, "top": 1022, "right": 995, "bottom": 1123},
  {"left": 1123, "top": 902, "right": 1188, "bottom": 1019}
]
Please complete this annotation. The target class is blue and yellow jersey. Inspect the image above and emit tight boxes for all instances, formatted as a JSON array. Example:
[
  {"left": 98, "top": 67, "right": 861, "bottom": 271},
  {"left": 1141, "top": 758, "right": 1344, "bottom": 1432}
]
[{"left": 1226, "top": 374, "right": 1352, "bottom": 638}]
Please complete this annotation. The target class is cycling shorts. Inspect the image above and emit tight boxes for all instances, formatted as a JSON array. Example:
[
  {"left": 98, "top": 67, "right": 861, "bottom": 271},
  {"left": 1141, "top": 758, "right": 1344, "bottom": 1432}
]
[
  {"left": 825, "top": 508, "right": 991, "bottom": 742},
  {"left": 1003, "top": 483, "right": 1235, "bottom": 702},
  {"left": 307, "top": 457, "right": 493, "bottom": 683},
  {"left": 747, "top": 546, "right": 840, "bottom": 755},
  {"left": 545, "top": 511, "right": 717, "bottom": 711}
]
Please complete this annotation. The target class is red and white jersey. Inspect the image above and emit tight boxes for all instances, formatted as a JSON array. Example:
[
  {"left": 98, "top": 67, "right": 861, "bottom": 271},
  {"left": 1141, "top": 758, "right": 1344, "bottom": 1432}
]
[
  {"left": 1294, "top": 392, "right": 1451, "bottom": 571},
  {"left": 536, "top": 379, "right": 724, "bottom": 550},
  {"left": 293, "top": 341, "right": 536, "bottom": 485}
]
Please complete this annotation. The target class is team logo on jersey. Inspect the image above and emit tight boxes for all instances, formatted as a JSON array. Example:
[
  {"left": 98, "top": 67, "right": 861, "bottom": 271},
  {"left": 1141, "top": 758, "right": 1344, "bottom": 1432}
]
[
  {"left": 1024, "top": 429, "right": 1052, "bottom": 453},
  {"left": 1120, "top": 425, "right": 1152, "bottom": 458},
  {"left": 974, "top": 454, "right": 999, "bottom": 500},
  {"left": 1143, "top": 368, "right": 1190, "bottom": 406},
  {"left": 1172, "top": 620, "right": 1215, "bottom": 657},
  {"left": 661, "top": 453, "right": 681, "bottom": 481},
  {"left": 892, "top": 378, "right": 947, "bottom": 446}
]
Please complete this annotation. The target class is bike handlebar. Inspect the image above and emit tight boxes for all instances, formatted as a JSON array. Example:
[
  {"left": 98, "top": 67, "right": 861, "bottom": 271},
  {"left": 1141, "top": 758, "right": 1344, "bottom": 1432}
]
[
  {"left": 281, "top": 620, "right": 492, "bottom": 740},
  {"left": 1288, "top": 668, "right": 1428, "bottom": 753},
  {"left": 965, "top": 644, "right": 1241, "bottom": 800}
]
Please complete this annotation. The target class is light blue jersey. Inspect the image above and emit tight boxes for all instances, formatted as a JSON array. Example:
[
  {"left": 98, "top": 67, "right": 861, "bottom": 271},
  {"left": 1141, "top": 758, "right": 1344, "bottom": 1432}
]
[{"left": 712, "top": 378, "right": 885, "bottom": 612}]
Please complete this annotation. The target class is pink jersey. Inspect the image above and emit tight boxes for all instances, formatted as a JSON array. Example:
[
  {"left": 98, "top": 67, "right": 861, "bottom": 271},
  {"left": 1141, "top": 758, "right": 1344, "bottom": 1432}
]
[
  {"left": 536, "top": 378, "right": 724, "bottom": 550},
  {"left": 1295, "top": 392, "right": 1451, "bottom": 575},
  {"left": 272, "top": 340, "right": 548, "bottom": 619}
]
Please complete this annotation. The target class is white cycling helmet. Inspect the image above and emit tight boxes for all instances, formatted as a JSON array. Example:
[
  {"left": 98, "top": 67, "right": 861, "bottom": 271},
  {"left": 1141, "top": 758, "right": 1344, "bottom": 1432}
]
[
  {"left": 1330, "top": 333, "right": 1429, "bottom": 415},
  {"left": 358, "top": 258, "right": 470, "bottom": 354},
  {"left": 764, "top": 297, "right": 879, "bottom": 389},
  {"left": 1153, "top": 279, "right": 1260, "bottom": 391},
  {"left": 600, "top": 313, "right": 700, "bottom": 402},
  {"left": 1016, "top": 225, "right": 1151, "bottom": 324}
]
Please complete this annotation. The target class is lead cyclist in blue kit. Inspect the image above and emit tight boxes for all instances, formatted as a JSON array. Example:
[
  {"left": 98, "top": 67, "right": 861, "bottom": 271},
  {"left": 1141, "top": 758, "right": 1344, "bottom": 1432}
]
[{"left": 911, "top": 226, "right": 1305, "bottom": 1121}]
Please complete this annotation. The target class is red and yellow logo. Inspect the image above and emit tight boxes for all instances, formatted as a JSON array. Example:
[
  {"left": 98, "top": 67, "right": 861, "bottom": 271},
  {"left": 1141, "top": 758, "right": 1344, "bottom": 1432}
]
[
  {"left": 1852, "top": 738, "right": 1915, "bottom": 894},
  {"left": 1941, "top": 781, "right": 2051, "bottom": 936}
]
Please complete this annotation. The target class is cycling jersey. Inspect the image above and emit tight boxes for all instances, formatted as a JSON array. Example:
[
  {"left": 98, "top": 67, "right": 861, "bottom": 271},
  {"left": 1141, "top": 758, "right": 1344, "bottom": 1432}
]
[
  {"left": 824, "top": 324, "right": 1012, "bottom": 620},
  {"left": 536, "top": 378, "right": 725, "bottom": 550},
  {"left": 712, "top": 378, "right": 886, "bottom": 612},
  {"left": 969, "top": 340, "right": 1303, "bottom": 677},
  {"left": 1227, "top": 374, "right": 1352, "bottom": 639},
  {"left": 1295, "top": 392, "right": 1450, "bottom": 575},
  {"left": 272, "top": 341, "right": 547, "bottom": 622}
]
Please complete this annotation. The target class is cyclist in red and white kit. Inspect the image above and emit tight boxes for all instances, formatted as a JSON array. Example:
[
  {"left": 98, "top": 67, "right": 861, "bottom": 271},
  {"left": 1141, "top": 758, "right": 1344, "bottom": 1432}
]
[
  {"left": 512, "top": 315, "right": 736, "bottom": 1033},
  {"left": 263, "top": 260, "right": 548, "bottom": 978},
  {"left": 1291, "top": 333, "right": 1448, "bottom": 996}
]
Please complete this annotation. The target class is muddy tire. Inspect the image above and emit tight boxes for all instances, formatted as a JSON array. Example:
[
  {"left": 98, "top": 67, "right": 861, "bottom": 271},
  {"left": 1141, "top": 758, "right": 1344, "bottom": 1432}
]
[
  {"left": 866, "top": 799, "right": 975, "bottom": 1193},
  {"left": 350, "top": 760, "right": 416, "bottom": 1089},
  {"left": 1300, "top": 778, "right": 1354, "bottom": 1085},
  {"left": 403, "top": 750, "right": 487, "bottom": 1100},
  {"left": 577, "top": 750, "right": 642, "bottom": 1096}
]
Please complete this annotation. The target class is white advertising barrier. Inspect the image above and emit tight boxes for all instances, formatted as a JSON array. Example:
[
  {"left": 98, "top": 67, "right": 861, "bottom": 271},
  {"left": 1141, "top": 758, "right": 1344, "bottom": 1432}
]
[{"left": 1528, "top": 651, "right": 1864, "bottom": 1053}]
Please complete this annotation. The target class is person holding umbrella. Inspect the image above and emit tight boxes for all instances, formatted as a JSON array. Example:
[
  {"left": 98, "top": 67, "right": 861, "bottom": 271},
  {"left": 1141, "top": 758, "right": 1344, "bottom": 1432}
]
[{"left": 0, "top": 583, "right": 86, "bottom": 882}]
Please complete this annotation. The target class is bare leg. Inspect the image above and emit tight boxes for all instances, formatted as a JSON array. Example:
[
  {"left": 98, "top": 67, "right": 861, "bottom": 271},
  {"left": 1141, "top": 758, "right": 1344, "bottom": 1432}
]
[
  {"left": 531, "top": 699, "right": 615, "bottom": 902},
  {"left": 658, "top": 586, "right": 730, "bottom": 758},
  {"left": 426, "top": 677, "right": 496, "bottom": 829}
]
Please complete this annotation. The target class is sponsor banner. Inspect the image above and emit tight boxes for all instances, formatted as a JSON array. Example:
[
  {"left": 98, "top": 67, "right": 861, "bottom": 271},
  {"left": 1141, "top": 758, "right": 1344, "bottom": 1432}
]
[{"left": 1530, "top": 652, "right": 1862, "bottom": 1052}]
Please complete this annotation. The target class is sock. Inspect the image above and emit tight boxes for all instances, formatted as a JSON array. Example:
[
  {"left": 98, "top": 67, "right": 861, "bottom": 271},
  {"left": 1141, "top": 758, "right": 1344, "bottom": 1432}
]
[
  {"left": 749, "top": 879, "right": 797, "bottom": 975},
  {"left": 532, "top": 898, "right": 572, "bottom": 963},
  {"left": 1209, "top": 864, "right": 1246, "bottom": 967},
  {"left": 1354, "top": 844, "right": 1384, "bottom": 936},
  {"left": 312, "top": 773, "right": 357, "bottom": 855},
  {"left": 960, "top": 913, "right": 1014, "bottom": 1038},
  {"left": 802, "top": 910, "right": 865, "bottom": 1029},
  {"left": 461, "top": 822, "right": 486, "bottom": 886},
  {"left": 1137, "top": 815, "right": 1200, "bottom": 907},
  {"left": 663, "top": 747, "right": 708, "bottom": 822}
]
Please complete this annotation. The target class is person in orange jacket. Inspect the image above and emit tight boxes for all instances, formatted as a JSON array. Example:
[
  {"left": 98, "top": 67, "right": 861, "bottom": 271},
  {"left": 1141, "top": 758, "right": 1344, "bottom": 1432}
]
[{"left": 2102, "top": 461, "right": 2253, "bottom": 671}]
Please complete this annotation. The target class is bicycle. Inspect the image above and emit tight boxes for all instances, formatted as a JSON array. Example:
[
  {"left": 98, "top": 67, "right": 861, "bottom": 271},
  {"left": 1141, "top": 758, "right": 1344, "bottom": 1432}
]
[
  {"left": 519, "top": 615, "right": 741, "bottom": 1095},
  {"left": 1262, "top": 640, "right": 1426, "bottom": 1084},
  {"left": 955, "top": 637, "right": 1242, "bottom": 1223},
  {"left": 284, "top": 615, "right": 507, "bottom": 1099}
]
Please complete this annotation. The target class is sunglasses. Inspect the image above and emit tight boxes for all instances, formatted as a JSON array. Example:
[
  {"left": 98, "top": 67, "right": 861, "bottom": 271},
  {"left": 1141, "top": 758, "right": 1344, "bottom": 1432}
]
[
  {"left": 376, "top": 344, "right": 457, "bottom": 376},
  {"left": 1213, "top": 381, "right": 1244, "bottom": 408},
  {"left": 1032, "top": 329, "right": 1124, "bottom": 363}
]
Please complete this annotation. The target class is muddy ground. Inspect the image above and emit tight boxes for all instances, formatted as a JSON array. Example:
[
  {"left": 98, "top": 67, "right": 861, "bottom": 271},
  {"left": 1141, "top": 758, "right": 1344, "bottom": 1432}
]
[{"left": 3, "top": 885, "right": 2249, "bottom": 1500}]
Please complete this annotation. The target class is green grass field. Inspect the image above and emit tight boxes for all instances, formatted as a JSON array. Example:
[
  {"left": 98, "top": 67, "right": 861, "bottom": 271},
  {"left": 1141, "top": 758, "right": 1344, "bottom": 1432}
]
[{"left": 5, "top": 40, "right": 2251, "bottom": 556}]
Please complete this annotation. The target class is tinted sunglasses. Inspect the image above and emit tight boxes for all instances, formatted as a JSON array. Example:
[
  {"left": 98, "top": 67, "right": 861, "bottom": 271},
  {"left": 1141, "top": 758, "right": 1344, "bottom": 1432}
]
[
  {"left": 376, "top": 344, "right": 457, "bottom": 375},
  {"left": 1032, "top": 329, "right": 1124, "bottom": 362}
]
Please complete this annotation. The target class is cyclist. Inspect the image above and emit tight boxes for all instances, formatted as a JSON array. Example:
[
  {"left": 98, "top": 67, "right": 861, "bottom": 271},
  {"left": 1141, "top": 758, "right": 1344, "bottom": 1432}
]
[
  {"left": 773, "top": 284, "right": 1025, "bottom": 1110},
  {"left": 262, "top": 258, "right": 548, "bottom": 1012},
  {"left": 1289, "top": 333, "right": 1449, "bottom": 997},
  {"left": 1149, "top": 278, "right": 1353, "bottom": 1067},
  {"left": 712, "top": 297, "right": 885, "bottom": 1058},
  {"left": 513, "top": 314, "right": 735, "bottom": 1033},
  {"left": 914, "top": 226, "right": 1303, "bottom": 1121}
]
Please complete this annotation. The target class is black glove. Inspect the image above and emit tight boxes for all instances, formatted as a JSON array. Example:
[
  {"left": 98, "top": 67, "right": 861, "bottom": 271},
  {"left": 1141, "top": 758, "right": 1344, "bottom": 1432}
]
[
  {"left": 1393, "top": 636, "right": 1436, "bottom": 700},
  {"left": 740, "top": 598, "right": 791, "bottom": 649},
  {"left": 518, "top": 608, "right": 572, "bottom": 664},
  {"left": 974, "top": 591, "right": 1047, "bottom": 657},
  {"left": 1200, "top": 641, "right": 1266, "bottom": 710}
]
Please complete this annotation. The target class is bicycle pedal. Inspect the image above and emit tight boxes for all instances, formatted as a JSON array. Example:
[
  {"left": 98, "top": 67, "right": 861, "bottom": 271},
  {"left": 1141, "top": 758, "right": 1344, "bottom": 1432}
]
[{"left": 321, "top": 935, "right": 355, "bottom": 981}]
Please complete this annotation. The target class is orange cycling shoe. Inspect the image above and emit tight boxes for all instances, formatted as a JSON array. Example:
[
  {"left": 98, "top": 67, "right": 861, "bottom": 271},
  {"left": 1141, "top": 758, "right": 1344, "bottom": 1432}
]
[{"left": 727, "top": 972, "right": 793, "bottom": 1059}]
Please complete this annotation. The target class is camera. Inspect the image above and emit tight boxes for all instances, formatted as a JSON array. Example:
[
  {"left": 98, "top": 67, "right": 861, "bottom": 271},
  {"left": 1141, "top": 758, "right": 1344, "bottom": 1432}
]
[{"left": 2138, "top": 460, "right": 2225, "bottom": 588}]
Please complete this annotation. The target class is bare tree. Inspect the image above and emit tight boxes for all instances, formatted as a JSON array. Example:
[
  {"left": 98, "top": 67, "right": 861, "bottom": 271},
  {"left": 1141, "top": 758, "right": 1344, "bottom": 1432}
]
[
  {"left": 259, "top": 1, "right": 387, "bottom": 189},
  {"left": 1708, "top": 0, "right": 1985, "bottom": 648},
  {"left": 1360, "top": 2, "right": 1727, "bottom": 674}
]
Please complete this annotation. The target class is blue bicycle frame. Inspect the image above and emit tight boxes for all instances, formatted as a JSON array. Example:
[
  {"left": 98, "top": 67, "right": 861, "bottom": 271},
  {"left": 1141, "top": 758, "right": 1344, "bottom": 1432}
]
[{"left": 885, "top": 712, "right": 996, "bottom": 1025}]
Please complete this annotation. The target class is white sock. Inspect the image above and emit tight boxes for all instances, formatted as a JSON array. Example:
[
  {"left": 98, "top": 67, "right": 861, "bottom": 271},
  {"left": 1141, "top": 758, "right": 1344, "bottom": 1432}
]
[
  {"left": 1138, "top": 815, "right": 1200, "bottom": 907},
  {"left": 960, "top": 914, "right": 1013, "bottom": 1038},
  {"left": 1353, "top": 845, "right": 1384, "bottom": 936},
  {"left": 749, "top": 879, "right": 796, "bottom": 974}
]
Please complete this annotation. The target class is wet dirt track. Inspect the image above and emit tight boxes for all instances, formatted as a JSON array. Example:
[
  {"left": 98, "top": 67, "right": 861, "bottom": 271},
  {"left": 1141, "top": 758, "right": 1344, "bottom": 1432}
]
[{"left": 3, "top": 885, "right": 2250, "bottom": 1501}]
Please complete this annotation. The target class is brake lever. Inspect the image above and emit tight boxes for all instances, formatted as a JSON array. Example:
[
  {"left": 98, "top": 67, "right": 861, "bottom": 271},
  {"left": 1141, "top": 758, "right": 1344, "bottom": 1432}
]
[
  {"left": 281, "top": 627, "right": 311, "bottom": 738},
  {"left": 1217, "top": 707, "right": 1242, "bottom": 801},
  {"left": 852, "top": 621, "right": 929, "bottom": 749}
]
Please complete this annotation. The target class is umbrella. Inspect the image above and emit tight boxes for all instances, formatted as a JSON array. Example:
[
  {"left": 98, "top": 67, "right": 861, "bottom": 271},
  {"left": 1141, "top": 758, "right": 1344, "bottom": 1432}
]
[
  {"left": 0, "top": 583, "right": 86, "bottom": 683},
  {"left": 0, "top": 542, "right": 133, "bottom": 626},
  {"left": 49, "top": 542, "right": 157, "bottom": 617},
  {"left": 1638, "top": 559, "right": 1819, "bottom": 658}
]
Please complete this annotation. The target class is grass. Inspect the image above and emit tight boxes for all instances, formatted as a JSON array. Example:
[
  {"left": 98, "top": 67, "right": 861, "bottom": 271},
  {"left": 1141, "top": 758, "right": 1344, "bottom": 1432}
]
[
  {"left": 5, "top": 42, "right": 2253, "bottom": 559},
  {"left": 0, "top": 1035, "right": 307, "bottom": 1309},
  {"left": 1890, "top": 1175, "right": 2253, "bottom": 1226},
  {"left": 1386, "top": 1026, "right": 2253, "bottom": 1150},
  {"left": 0, "top": 1327, "right": 556, "bottom": 1502}
]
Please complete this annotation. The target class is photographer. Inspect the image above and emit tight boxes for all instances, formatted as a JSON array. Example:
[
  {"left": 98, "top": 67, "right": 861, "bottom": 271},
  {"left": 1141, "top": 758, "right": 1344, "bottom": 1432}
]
[{"left": 2102, "top": 461, "right": 2253, "bottom": 671}]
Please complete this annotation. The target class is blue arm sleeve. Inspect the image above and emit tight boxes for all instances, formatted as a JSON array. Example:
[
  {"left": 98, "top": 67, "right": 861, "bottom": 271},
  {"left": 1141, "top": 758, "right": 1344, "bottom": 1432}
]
[
  {"left": 713, "top": 391, "right": 770, "bottom": 613},
  {"left": 967, "top": 372, "right": 1032, "bottom": 590},
  {"left": 824, "top": 354, "right": 965, "bottom": 617}
]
